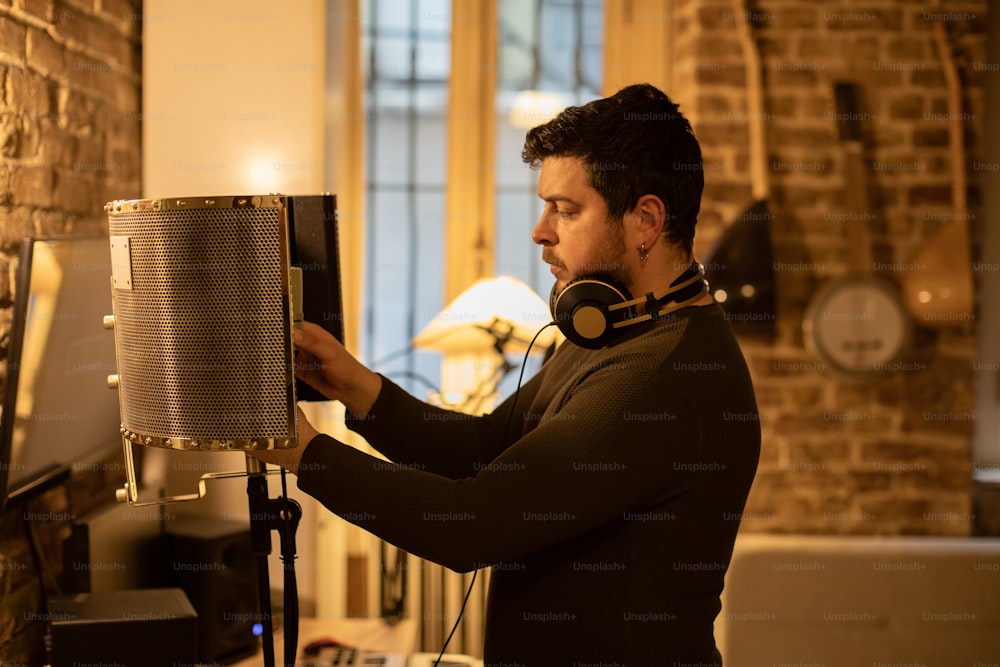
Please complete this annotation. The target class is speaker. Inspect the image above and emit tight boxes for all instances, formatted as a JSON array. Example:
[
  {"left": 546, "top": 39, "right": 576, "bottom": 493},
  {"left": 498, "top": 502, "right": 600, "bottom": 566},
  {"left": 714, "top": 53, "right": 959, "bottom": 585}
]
[
  {"left": 48, "top": 588, "right": 197, "bottom": 667},
  {"left": 166, "top": 514, "right": 260, "bottom": 665}
]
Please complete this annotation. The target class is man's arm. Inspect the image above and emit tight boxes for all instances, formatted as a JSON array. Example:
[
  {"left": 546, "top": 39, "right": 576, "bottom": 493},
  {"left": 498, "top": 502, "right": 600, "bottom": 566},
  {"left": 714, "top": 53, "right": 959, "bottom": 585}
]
[{"left": 294, "top": 368, "right": 703, "bottom": 572}]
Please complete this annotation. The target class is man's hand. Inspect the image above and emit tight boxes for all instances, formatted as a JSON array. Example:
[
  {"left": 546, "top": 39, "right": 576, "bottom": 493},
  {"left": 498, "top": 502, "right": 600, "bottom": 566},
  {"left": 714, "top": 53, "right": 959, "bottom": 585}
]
[
  {"left": 293, "top": 321, "right": 382, "bottom": 417},
  {"left": 246, "top": 406, "right": 319, "bottom": 474}
]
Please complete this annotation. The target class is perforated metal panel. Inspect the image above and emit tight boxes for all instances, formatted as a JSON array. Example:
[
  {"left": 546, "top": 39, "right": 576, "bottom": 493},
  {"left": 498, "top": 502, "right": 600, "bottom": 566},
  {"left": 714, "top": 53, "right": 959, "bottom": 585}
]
[{"left": 106, "top": 196, "right": 296, "bottom": 450}]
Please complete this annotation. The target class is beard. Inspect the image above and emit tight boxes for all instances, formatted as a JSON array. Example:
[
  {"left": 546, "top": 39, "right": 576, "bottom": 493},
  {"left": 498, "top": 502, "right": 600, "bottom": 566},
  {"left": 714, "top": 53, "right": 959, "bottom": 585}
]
[
  {"left": 590, "top": 221, "right": 629, "bottom": 286},
  {"left": 548, "top": 221, "right": 630, "bottom": 292}
]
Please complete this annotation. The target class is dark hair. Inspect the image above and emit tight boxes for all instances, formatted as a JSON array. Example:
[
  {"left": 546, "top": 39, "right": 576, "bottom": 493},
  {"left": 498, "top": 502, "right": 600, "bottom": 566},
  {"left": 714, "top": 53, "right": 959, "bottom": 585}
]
[{"left": 521, "top": 83, "right": 703, "bottom": 255}]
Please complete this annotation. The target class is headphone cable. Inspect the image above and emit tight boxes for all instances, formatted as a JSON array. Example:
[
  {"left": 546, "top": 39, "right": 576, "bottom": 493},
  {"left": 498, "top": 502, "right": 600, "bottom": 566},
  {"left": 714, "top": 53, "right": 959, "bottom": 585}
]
[{"left": 431, "top": 322, "right": 557, "bottom": 666}]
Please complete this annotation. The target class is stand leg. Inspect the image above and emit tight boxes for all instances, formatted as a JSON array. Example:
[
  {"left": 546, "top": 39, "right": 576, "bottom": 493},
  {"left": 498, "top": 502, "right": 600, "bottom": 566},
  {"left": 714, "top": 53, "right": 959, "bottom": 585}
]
[
  {"left": 247, "top": 466, "right": 276, "bottom": 667},
  {"left": 246, "top": 456, "right": 302, "bottom": 667}
]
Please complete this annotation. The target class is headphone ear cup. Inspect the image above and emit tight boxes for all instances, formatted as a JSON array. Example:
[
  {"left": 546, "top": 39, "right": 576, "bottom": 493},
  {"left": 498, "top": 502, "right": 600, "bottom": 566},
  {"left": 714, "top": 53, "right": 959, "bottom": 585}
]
[{"left": 551, "top": 278, "right": 631, "bottom": 349}]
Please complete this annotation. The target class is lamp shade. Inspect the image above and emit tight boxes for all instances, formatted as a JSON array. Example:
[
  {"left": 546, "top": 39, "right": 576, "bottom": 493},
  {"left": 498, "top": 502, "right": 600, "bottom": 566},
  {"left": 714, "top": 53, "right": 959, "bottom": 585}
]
[{"left": 413, "top": 276, "right": 557, "bottom": 355}]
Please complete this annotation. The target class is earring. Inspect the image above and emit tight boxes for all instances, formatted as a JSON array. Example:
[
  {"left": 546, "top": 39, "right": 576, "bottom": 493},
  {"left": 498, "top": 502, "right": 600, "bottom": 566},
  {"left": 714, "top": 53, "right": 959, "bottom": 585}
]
[{"left": 639, "top": 242, "right": 648, "bottom": 266}]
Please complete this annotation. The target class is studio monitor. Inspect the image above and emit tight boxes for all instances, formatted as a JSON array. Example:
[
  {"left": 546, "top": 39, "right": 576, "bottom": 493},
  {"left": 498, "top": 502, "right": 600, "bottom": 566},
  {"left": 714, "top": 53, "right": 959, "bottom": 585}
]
[{"left": 166, "top": 514, "right": 261, "bottom": 664}]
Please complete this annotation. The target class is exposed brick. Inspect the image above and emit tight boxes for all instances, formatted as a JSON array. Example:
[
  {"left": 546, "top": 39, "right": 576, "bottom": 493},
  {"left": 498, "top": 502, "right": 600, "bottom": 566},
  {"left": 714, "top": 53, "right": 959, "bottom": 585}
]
[
  {"left": 906, "top": 185, "right": 953, "bottom": 206},
  {"left": 769, "top": 65, "right": 821, "bottom": 88},
  {"left": 6, "top": 66, "right": 53, "bottom": 117},
  {"left": 98, "top": 0, "right": 143, "bottom": 38},
  {"left": 887, "top": 36, "right": 928, "bottom": 61},
  {"left": 10, "top": 165, "right": 52, "bottom": 207},
  {"left": 893, "top": 465, "right": 973, "bottom": 494},
  {"left": 889, "top": 93, "right": 925, "bottom": 120},
  {"left": 25, "top": 27, "right": 65, "bottom": 78},
  {"left": 695, "top": 93, "right": 733, "bottom": 117},
  {"left": 9, "top": 112, "right": 39, "bottom": 158},
  {"left": 0, "top": 111, "right": 19, "bottom": 157},
  {"left": 0, "top": 14, "right": 27, "bottom": 64},
  {"left": 772, "top": 126, "right": 836, "bottom": 149},
  {"left": 18, "top": 0, "right": 54, "bottom": 20},
  {"left": 911, "top": 7, "right": 986, "bottom": 34},
  {"left": 788, "top": 439, "right": 849, "bottom": 466},
  {"left": 693, "top": 36, "right": 742, "bottom": 59},
  {"left": 701, "top": 179, "right": 751, "bottom": 205},
  {"left": 866, "top": 67, "right": 905, "bottom": 87},
  {"left": 756, "top": 36, "right": 791, "bottom": 59},
  {"left": 766, "top": 94, "right": 797, "bottom": 118},
  {"left": 826, "top": 8, "right": 903, "bottom": 31},
  {"left": 798, "top": 37, "right": 840, "bottom": 59},
  {"left": 697, "top": 4, "right": 738, "bottom": 31},
  {"left": 0, "top": 205, "right": 33, "bottom": 253},
  {"left": 849, "top": 35, "right": 882, "bottom": 61},
  {"left": 38, "top": 120, "right": 76, "bottom": 166},
  {"left": 0, "top": 256, "right": 9, "bottom": 305},
  {"left": 870, "top": 121, "right": 907, "bottom": 147},
  {"left": 772, "top": 6, "right": 818, "bottom": 30},
  {"left": 689, "top": 62, "right": 741, "bottom": 87},
  {"left": 50, "top": 167, "right": 95, "bottom": 214},
  {"left": 693, "top": 121, "right": 748, "bottom": 147},
  {"left": 911, "top": 67, "right": 946, "bottom": 88},
  {"left": 58, "top": 88, "right": 95, "bottom": 134},
  {"left": 902, "top": 404, "right": 976, "bottom": 436}
]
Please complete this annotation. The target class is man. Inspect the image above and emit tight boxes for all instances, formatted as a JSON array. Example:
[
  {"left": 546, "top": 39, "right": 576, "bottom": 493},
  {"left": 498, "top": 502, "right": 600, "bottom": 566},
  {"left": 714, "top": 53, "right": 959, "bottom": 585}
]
[{"left": 254, "top": 83, "right": 760, "bottom": 666}]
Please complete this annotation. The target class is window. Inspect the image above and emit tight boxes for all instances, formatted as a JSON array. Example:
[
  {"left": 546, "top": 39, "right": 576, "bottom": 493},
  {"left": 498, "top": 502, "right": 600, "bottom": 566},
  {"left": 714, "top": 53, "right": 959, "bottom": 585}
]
[
  {"left": 362, "top": 0, "right": 451, "bottom": 393},
  {"left": 361, "top": 0, "right": 603, "bottom": 395}
]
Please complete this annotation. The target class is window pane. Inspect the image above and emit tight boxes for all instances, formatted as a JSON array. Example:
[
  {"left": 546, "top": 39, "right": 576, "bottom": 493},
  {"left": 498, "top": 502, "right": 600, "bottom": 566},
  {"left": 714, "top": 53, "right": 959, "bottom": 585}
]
[
  {"left": 415, "top": 114, "right": 447, "bottom": 187},
  {"left": 364, "top": 0, "right": 450, "bottom": 396},
  {"left": 417, "top": 0, "right": 450, "bottom": 37},
  {"left": 375, "top": 0, "right": 412, "bottom": 35},
  {"left": 495, "top": 0, "right": 604, "bottom": 308},
  {"left": 416, "top": 38, "right": 450, "bottom": 81},
  {"left": 372, "top": 111, "right": 411, "bottom": 187},
  {"left": 374, "top": 36, "right": 412, "bottom": 81}
]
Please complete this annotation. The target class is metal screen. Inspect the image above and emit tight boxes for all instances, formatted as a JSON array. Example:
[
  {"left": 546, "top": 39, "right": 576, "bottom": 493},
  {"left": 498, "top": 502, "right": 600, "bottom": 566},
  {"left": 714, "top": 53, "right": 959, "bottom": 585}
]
[{"left": 106, "top": 195, "right": 296, "bottom": 451}]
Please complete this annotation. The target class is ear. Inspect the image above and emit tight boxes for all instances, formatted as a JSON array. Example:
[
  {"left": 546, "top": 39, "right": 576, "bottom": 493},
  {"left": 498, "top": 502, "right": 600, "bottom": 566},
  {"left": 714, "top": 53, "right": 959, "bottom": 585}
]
[{"left": 630, "top": 194, "right": 668, "bottom": 241}]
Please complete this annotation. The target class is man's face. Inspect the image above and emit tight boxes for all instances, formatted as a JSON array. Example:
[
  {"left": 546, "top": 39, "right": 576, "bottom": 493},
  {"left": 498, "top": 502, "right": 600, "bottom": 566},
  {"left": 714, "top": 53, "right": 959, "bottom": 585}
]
[{"left": 532, "top": 155, "right": 628, "bottom": 293}]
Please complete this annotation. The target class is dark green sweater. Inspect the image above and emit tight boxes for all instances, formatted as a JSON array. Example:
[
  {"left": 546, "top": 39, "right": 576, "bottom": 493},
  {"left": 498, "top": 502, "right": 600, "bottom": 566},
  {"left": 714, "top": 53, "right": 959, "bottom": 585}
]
[{"left": 297, "top": 302, "right": 760, "bottom": 666}]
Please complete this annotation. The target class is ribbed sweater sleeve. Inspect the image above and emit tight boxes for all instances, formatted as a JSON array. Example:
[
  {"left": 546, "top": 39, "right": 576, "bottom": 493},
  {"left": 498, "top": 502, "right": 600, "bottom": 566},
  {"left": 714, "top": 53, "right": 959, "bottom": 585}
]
[
  {"left": 296, "top": 366, "right": 702, "bottom": 573},
  {"left": 340, "top": 373, "right": 545, "bottom": 480}
]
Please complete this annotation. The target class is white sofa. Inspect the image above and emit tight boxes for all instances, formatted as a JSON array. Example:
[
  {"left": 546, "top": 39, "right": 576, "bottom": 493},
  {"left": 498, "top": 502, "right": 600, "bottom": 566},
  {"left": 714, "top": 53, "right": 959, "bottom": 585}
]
[{"left": 718, "top": 533, "right": 1000, "bottom": 666}]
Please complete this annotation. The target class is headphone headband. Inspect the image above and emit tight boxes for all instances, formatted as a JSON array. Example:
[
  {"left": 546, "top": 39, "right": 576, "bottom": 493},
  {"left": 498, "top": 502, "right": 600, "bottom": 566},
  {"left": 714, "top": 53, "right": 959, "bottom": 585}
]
[
  {"left": 606, "top": 264, "right": 707, "bottom": 314},
  {"left": 550, "top": 263, "right": 709, "bottom": 349}
]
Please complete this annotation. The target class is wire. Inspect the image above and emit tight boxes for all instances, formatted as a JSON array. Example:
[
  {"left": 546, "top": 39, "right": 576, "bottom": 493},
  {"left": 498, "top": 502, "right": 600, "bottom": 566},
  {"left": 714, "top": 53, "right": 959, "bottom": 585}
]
[{"left": 431, "top": 321, "right": 558, "bottom": 666}]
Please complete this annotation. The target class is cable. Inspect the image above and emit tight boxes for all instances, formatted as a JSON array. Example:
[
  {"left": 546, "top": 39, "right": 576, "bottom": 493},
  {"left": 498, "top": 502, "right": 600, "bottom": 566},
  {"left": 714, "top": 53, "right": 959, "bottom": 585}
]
[
  {"left": 279, "top": 467, "right": 299, "bottom": 667},
  {"left": 431, "top": 322, "right": 558, "bottom": 666}
]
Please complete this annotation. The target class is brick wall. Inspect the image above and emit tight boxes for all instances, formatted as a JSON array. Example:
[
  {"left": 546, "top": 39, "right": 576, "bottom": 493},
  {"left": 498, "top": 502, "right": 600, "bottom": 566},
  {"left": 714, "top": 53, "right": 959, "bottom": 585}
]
[
  {"left": 0, "top": 0, "right": 141, "bottom": 664},
  {"left": 676, "top": 0, "right": 987, "bottom": 535}
]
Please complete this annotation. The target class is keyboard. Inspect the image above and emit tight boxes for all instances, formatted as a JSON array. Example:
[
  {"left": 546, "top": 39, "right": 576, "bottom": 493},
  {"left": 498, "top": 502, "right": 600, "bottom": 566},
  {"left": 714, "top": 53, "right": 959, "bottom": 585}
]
[
  {"left": 297, "top": 646, "right": 407, "bottom": 666},
  {"left": 297, "top": 647, "right": 482, "bottom": 667}
]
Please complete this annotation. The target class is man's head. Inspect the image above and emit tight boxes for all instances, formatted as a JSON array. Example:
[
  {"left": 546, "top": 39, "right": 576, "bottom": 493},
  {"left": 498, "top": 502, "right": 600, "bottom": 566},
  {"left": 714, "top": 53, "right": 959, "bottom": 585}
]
[{"left": 522, "top": 83, "right": 703, "bottom": 256}]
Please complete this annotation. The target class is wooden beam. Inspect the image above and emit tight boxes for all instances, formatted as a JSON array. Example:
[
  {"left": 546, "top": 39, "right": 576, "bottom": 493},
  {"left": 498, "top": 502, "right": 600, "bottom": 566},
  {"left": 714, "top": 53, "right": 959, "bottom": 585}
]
[{"left": 445, "top": 0, "right": 498, "bottom": 301}]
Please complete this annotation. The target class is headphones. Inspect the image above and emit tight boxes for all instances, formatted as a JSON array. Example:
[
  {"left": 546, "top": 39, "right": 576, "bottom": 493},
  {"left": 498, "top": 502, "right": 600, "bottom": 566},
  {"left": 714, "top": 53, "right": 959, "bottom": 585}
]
[{"left": 549, "top": 262, "right": 709, "bottom": 349}]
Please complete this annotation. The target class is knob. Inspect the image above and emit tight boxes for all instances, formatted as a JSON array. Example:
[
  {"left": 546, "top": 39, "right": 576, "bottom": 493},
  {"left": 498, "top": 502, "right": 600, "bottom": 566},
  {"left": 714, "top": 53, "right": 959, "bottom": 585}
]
[
  {"left": 103, "top": 315, "right": 115, "bottom": 329},
  {"left": 107, "top": 374, "right": 119, "bottom": 389}
]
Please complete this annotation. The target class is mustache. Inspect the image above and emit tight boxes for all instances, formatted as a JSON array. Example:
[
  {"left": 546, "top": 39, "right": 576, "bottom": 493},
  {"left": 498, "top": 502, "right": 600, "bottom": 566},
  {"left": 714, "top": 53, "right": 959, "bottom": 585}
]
[{"left": 542, "top": 251, "right": 565, "bottom": 269}]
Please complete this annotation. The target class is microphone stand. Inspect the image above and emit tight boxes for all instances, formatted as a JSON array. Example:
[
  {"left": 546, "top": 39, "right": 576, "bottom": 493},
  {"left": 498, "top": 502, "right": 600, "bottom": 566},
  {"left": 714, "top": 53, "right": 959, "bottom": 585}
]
[{"left": 246, "top": 456, "right": 302, "bottom": 667}]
